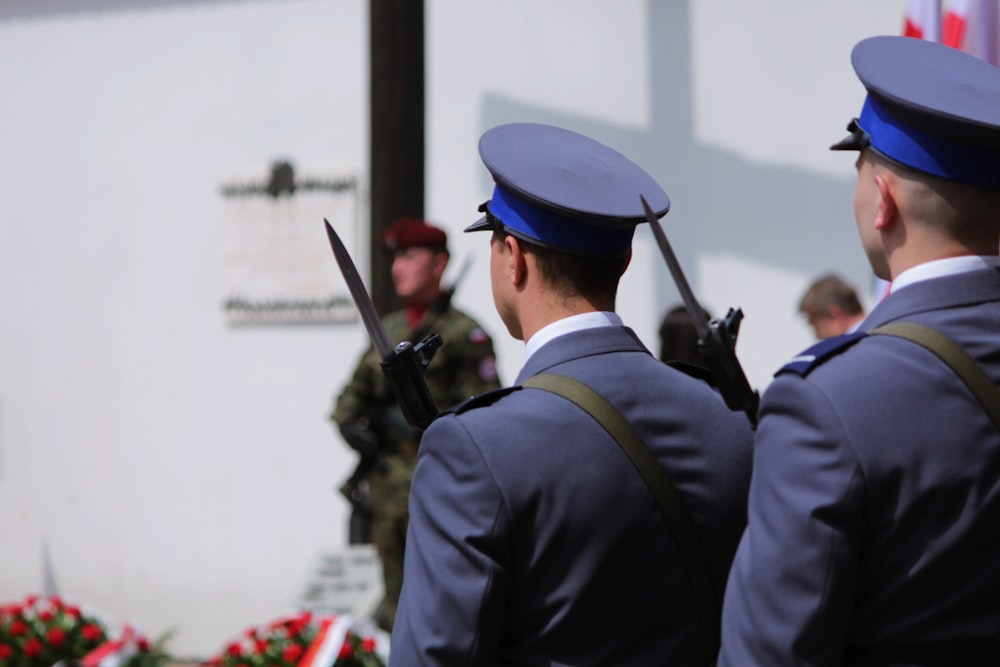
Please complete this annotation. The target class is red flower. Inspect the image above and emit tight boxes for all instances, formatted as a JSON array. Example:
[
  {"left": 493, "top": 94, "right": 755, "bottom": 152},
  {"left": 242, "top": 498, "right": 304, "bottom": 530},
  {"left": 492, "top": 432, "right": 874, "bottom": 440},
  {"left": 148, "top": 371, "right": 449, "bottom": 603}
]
[
  {"left": 66, "top": 606, "right": 82, "bottom": 620},
  {"left": 50, "top": 596, "right": 65, "bottom": 609},
  {"left": 38, "top": 610, "right": 54, "bottom": 623},
  {"left": 23, "top": 638, "right": 43, "bottom": 658},
  {"left": 361, "top": 637, "right": 377, "bottom": 653},
  {"left": 8, "top": 620, "right": 27, "bottom": 637},
  {"left": 281, "top": 643, "right": 303, "bottom": 663},
  {"left": 82, "top": 623, "right": 104, "bottom": 642},
  {"left": 137, "top": 637, "right": 152, "bottom": 652},
  {"left": 254, "top": 639, "right": 269, "bottom": 654},
  {"left": 225, "top": 642, "right": 244, "bottom": 657},
  {"left": 47, "top": 627, "right": 66, "bottom": 646},
  {"left": 0, "top": 644, "right": 13, "bottom": 660},
  {"left": 24, "top": 595, "right": 39, "bottom": 608},
  {"left": 338, "top": 641, "right": 354, "bottom": 660}
]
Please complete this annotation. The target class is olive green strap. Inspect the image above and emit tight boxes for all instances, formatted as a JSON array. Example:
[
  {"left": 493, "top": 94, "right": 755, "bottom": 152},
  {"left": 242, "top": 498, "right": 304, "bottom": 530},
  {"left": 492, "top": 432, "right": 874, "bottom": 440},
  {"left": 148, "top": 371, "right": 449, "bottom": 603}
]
[
  {"left": 522, "top": 373, "right": 719, "bottom": 664},
  {"left": 871, "top": 322, "right": 1000, "bottom": 431}
]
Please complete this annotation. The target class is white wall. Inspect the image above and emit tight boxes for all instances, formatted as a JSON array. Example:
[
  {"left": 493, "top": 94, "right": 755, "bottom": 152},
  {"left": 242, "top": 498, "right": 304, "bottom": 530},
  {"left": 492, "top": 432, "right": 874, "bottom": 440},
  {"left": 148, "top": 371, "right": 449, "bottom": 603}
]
[
  {"left": 0, "top": 0, "right": 905, "bottom": 658},
  {"left": 0, "top": 0, "right": 370, "bottom": 657}
]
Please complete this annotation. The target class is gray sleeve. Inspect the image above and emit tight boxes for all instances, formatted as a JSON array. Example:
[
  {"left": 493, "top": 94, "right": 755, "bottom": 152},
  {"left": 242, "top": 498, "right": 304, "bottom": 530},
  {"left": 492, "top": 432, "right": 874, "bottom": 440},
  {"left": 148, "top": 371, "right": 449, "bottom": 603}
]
[
  {"left": 390, "top": 414, "right": 509, "bottom": 667},
  {"left": 719, "top": 376, "right": 865, "bottom": 667}
]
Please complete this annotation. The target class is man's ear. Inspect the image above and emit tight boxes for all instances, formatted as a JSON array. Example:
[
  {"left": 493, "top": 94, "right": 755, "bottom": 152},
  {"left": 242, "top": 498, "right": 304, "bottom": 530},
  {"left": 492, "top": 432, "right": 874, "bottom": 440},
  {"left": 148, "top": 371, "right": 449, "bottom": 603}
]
[
  {"left": 504, "top": 235, "right": 529, "bottom": 288},
  {"left": 873, "top": 172, "right": 898, "bottom": 231},
  {"left": 432, "top": 251, "right": 449, "bottom": 280}
]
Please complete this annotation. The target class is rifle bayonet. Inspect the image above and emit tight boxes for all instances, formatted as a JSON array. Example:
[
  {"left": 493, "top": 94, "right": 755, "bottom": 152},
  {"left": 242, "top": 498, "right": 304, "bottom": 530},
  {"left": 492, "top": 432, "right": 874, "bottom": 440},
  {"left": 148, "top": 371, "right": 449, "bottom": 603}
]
[
  {"left": 324, "top": 219, "right": 441, "bottom": 429},
  {"left": 639, "top": 197, "right": 760, "bottom": 428}
]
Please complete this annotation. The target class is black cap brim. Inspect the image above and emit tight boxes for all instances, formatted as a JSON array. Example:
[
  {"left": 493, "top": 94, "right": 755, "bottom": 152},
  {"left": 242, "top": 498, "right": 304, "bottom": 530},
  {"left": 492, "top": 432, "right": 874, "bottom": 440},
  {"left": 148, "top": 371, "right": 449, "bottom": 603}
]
[
  {"left": 829, "top": 118, "right": 869, "bottom": 152},
  {"left": 830, "top": 134, "right": 863, "bottom": 151},
  {"left": 464, "top": 214, "right": 492, "bottom": 233}
]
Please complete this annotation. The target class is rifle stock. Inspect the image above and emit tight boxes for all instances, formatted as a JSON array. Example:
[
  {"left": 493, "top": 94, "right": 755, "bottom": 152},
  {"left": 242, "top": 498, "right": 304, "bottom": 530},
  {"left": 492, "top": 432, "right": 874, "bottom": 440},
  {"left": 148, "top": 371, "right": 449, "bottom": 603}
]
[{"left": 699, "top": 309, "right": 760, "bottom": 428}]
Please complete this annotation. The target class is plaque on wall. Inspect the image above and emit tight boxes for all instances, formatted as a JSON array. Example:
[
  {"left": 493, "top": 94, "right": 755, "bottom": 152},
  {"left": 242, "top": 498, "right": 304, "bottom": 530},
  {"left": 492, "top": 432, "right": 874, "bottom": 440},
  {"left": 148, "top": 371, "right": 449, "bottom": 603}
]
[{"left": 220, "top": 161, "right": 360, "bottom": 325}]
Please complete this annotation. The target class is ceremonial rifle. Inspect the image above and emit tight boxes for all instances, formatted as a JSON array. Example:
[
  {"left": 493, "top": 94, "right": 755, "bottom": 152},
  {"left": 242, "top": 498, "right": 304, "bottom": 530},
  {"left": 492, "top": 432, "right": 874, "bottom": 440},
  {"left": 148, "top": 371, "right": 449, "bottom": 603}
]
[
  {"left": 325, "top": 219, "right": 442, "bottom": 541},
  {"left": 639, "top": 196, "right": 760, "bottom": 428},
  {"left": 325, "top": 219, "right": 442, "bottom": 430}
]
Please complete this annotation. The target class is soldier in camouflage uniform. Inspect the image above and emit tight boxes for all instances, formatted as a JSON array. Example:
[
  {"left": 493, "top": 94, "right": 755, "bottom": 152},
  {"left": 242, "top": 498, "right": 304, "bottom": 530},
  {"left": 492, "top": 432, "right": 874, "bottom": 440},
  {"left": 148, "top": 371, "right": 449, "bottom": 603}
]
[{"left": 331, "top": 217, "right": 500, "bottom": 632}]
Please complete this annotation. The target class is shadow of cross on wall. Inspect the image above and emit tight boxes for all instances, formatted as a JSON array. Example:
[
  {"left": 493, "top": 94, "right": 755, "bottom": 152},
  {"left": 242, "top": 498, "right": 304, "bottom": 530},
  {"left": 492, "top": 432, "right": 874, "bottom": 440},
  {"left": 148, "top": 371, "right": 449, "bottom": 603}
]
[{"left": 477, "top": 0, "right": 868, "bottom": 335}]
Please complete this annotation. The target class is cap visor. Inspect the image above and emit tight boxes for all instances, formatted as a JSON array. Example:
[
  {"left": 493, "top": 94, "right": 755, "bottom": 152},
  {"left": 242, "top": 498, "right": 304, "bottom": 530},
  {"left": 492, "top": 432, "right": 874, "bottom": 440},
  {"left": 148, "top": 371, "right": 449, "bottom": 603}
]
[
  {"left": 830, "top": 134, "right": 863, "bottom": 151},
  {"left": 464, "top": 215, "right": 492, "bottom": 233}
]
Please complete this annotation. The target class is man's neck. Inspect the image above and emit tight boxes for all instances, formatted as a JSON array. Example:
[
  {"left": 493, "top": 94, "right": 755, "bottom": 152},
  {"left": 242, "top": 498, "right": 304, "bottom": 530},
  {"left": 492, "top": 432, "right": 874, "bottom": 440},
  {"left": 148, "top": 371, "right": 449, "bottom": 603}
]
[
  {"left": 524, "top": 311, "right": 623, "bottom": 361},
  {"left": 403, "top": 290, "right": 445, "bottom": 329},
  {"left": 518, "top": 295, "right": 613, "bottom": 344}
]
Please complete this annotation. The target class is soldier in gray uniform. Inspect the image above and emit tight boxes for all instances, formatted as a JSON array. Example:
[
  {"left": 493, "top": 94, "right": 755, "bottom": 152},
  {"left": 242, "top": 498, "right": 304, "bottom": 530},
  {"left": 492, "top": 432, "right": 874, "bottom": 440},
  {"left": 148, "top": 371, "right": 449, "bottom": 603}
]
[
  {"left": 332, "top": 218, "right": 500, "bottom": 632},
  {"left": 390, "top": 123, "right": 754, "bottom": 666},
  {"left": 719, "top": 36, "right": 1000, "bottom": 667}
]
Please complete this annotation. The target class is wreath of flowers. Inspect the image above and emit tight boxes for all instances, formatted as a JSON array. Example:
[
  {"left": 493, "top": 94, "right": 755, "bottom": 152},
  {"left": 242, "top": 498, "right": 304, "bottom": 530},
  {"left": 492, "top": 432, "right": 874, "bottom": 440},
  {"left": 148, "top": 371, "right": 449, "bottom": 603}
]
[
  {"left": 0, "top": 595, "right": 168, "bottom": 667},
  {"left": 203, "top": 611, "right": 385, "bottom": 667}
]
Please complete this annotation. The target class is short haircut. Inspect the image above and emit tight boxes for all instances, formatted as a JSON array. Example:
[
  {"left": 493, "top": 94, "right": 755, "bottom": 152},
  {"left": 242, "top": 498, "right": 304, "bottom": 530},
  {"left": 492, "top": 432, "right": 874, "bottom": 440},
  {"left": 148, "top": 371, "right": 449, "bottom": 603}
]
[
  {"left": 874, "top": 152, "right": 1000, "bottom": 251},
  {"left": 658, "top": 305, "right": 711, "bottom": 365},
  {"left": 798, "top": 274, "right": 864, "bottom": 317},
  {"left": 496, "top": 228, "right": 628, "bottom": 303}
]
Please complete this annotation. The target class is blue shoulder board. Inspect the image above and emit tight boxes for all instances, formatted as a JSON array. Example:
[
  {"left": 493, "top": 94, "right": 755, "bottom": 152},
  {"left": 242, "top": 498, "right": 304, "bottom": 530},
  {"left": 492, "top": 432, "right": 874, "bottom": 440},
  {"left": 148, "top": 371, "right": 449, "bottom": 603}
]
[
  {"left": 777, "top": 331, "right": 867, "bottom": 377},
  {"left": 448, "top": 386, "right": 521, "bottom": 416}
]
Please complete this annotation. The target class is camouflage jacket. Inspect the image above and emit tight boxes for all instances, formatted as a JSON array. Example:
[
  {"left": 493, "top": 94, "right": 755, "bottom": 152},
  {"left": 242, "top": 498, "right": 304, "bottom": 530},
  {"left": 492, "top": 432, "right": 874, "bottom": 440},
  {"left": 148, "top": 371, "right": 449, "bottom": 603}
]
[{"left": 332, "top": 298, "right": 501, "bottom": 446}]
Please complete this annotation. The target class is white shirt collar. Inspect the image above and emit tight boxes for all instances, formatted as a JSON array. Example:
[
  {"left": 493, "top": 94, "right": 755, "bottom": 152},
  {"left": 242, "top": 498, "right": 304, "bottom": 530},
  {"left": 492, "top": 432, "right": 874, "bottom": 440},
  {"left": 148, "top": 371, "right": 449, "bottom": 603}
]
[
  {"left": 524, "top": 311, "right": 623, "bottom": 362},
  {"left": 891, "top": 255, "right": 1000, "bottom": 293}
]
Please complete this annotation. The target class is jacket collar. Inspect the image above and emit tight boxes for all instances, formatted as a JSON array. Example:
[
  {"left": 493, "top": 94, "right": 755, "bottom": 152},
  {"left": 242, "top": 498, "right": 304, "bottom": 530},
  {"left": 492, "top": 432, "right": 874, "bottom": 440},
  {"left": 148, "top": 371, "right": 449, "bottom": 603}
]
[{"left": 514, "top": 325, "right": 649, "bottom": 384}]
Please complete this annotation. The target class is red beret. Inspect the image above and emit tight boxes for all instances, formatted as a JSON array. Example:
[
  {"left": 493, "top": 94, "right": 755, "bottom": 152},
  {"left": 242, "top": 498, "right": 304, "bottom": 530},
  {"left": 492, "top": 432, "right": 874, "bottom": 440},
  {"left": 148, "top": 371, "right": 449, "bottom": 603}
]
[{"left": 380, "top": 218, "right": 448, "bottom": 253}]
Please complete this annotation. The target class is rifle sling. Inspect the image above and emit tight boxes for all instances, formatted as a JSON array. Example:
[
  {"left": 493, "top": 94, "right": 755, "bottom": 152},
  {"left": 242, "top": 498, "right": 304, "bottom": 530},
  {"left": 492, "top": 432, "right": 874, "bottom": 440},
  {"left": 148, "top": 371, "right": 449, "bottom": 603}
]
[
  {"left": 521, "top": 373, "right": 719, "bottom": 665},
  {"left": 870, "top": 322, "right": 1000, "bottom": 432}
]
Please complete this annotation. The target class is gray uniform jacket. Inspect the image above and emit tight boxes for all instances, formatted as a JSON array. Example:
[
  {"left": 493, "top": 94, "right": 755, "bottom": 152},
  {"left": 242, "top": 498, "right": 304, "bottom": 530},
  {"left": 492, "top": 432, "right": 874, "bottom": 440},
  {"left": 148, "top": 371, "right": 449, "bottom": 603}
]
[
  {"left": 391, "top": 325, "right": 753, "bottom": 666},
  {"left": 720, "top": 267, "right": 1000, "bottom": 667}
]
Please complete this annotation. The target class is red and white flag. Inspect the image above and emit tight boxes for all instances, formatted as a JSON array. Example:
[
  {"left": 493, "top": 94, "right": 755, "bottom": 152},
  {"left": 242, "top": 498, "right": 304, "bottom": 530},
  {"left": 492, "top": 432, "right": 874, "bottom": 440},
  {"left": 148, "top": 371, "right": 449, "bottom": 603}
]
[
  {"left": 904, "top": 0, "right": 944, "bottom": 40},
  {"left": 297, "top": 615, "right": 353, "bottom": 667},
  {"left": 80, "top": 626, "right": 138, "bottom": 667},
  {"left": 943, "top": 0, "right": 1000, "bottom": 64}
]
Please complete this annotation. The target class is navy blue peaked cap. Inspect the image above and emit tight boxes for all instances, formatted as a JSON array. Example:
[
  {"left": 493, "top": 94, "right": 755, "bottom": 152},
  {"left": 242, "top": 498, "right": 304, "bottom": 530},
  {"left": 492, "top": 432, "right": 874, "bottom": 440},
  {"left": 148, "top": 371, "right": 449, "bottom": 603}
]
[
  {"left": 831, "top": 35, "right": 1000, "bottom": 190},
  {"left": 465, "top": 122, "right": 670, "bottom": 257}
]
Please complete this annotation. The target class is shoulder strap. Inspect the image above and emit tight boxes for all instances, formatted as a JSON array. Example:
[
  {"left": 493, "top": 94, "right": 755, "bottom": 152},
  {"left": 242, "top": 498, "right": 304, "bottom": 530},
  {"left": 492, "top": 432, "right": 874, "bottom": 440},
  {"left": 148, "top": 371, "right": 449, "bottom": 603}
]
[
  {"left": 522, "top": 373, "right": 719, "bottom": 665},
  {"left": 870, "top": 322, "right": 1000, "bottom": 431}
]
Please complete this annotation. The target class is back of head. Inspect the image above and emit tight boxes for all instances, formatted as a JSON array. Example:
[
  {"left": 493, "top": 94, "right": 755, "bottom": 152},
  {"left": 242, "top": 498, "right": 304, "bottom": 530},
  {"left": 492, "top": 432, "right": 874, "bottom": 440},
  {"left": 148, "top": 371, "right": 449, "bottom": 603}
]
[
  {"left": 658, "top": 305, "right": 710, "bottom": 365},
  {"left": 798, "top": 274, "right": 863, "bottom": 319},
  {"left": 831, "top": 36, "right": 1000, "bottom": 252}
]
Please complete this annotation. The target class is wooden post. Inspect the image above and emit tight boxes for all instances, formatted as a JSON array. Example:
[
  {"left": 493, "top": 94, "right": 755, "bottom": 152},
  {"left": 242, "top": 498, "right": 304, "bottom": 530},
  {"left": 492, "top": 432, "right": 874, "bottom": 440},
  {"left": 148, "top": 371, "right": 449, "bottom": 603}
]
[{"left": 369, "top": 0, "right": 425, "bottom": 315}]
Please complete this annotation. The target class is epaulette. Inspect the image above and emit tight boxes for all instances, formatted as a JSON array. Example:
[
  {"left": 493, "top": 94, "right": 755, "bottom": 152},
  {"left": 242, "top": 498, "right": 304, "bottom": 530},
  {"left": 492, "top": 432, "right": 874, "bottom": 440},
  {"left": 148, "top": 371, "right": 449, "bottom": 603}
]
[
  {"left": 777, "top": 331, "right": 867, "bottom": 377},
  {"left": 447, "top": 386, "right": 522, "bottom": 416}
]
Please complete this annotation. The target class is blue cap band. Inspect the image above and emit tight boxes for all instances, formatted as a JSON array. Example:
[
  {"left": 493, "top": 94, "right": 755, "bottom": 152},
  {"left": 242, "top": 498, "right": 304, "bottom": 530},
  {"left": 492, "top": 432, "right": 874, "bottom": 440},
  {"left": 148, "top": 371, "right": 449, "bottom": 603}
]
[
  {"left": 860, "top": 95, "right": 1000, "bottom": 189},
  {"left": 488, "top": 184, "right": 635, "bottom": 257}
]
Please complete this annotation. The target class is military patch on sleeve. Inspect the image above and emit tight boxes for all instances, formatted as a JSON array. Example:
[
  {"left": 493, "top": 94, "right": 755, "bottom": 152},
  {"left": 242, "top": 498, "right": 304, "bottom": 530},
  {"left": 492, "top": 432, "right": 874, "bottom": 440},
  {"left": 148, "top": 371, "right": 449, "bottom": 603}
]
[
  {"left": 478, "top": 356, "right": 498, "bottom": 382},
  {"left": 777, "top": 331, "right": 867, "bottom": 377},
  {"left": 449, "top": 386, "right": 521, "bottom": 415}
]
